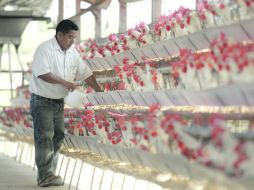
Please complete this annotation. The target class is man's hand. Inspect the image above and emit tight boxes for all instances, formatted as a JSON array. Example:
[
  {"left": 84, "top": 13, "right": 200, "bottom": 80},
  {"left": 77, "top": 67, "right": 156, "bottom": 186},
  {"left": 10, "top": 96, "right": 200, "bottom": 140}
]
[
  {"left": 84, "top": 75, "right": 103, "bottom": 92},
  {"left": 38, "top": 73, "right": 76, "bottom": 91},
  {"left": 62, "top": 81, "right": 75, "bottom": 92}
]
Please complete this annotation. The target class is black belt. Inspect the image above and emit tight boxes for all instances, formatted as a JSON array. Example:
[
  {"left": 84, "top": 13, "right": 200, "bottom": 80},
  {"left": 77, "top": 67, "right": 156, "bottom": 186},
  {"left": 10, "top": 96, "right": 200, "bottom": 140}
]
[{"left": 32, "top": 93, "right": 64, "bottom": 103}]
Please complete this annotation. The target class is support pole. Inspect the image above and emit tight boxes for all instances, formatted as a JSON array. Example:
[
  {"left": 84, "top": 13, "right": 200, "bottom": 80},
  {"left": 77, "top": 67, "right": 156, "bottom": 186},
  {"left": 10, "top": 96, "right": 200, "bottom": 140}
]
[
  {"left": 58, "top": 0, "right": 64, "bottom": 23},
  {"left": 75, "top": 0, "right": 81, "bottom": 44},
  {"left": 14, "top": 44, "right": 24, "bottom": 85},
  {"left": 94, "top": 8, "right": 102, "bottom": 38},
  {"left": 118, "top": 0, "right": 127, "bottom": 33},
  {"left": 8, "top": 43, "right": 13, "bottom": 99},
  {"left": 152, "top": 0, "right": 162, "bottom": 23},
  {"left": 0, "top": 44, "right": 3, "bottom": 71}
]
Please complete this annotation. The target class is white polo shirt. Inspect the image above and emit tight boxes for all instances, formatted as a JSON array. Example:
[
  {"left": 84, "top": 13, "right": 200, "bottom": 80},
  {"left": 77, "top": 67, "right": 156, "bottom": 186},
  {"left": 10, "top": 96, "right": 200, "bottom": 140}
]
[{"left": 30, "top": 37, "right": 92, "bottom": 99}]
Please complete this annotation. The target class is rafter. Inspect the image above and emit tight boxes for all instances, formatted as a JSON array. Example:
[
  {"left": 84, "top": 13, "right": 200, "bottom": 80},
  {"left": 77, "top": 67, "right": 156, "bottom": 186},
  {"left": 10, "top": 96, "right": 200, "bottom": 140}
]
[
  {"left": 69, "top": 0, "right": 107, "bottom": 19},
  {"left": 81, "top": 0, "right": 97, "bottom": 4}
]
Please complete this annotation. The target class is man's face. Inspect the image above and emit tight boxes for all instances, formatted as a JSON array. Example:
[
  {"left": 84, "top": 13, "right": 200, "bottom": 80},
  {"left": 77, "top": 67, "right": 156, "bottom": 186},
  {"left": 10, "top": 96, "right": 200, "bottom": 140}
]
[{"left": 57, "top": 30, "right": 77, "bottom": 50}]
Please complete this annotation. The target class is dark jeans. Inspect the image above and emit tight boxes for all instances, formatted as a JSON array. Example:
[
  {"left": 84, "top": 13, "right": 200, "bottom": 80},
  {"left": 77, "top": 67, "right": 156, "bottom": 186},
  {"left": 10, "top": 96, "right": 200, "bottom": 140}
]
[{"left": 30, "top": 93, "right": 65, "bottom": 181}]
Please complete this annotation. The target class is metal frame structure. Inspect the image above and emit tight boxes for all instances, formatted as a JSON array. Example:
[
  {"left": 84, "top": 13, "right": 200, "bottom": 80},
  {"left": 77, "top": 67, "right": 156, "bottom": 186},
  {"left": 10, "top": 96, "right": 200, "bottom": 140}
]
[
  {"left": 0, "top": 0, "right": 163, "bottom": 107},
  {"left": 0, "top": 10, "right": 49, "bottom": 105}
]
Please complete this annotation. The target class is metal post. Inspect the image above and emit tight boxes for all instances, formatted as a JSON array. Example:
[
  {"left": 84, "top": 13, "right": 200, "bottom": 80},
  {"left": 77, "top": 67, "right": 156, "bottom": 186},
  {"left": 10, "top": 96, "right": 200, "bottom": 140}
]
[
  {"left": 120, "top": 175, "right": 126, "bottom": 190},
  {"left": 132, "top": 179, "right": 137, "bottom": 190},
  {"left": 94, "top": 8, "right": 102, "bottom": 39},
  {"left": 63, "top": 157, "right": 71, "bottom": 185},
  {"left": 14, "top": 44, "right": 25, "bottom": 85},
  {"left": 58, "top": 0, "right": 64, "bottom": 23},
  {"left": 33, "top": 160, "right": 36, "bottom": 171},
  {"left": 18, "top": 144, "right": 25, "bottom": 163},
  {"left": 98, "top": 170, "right": 105, "bottom": 190},
  {"left": 57, "top": 154, "right": 65, "bottom": 175},
  {"left": 118, "top": 0, "right": 127, "bottom": 33},
  {"left": 89, "top": 167, "right": 96, "bottom": 190},
  {"left": 0, "top": 44, "right": 3, "bottom": 71},
  {"left": 15, "top": 143, "right": 20, "bottom": 161},
  {"left": 75, "top": 0, "right": 81, "bottom": 44},
  {"left": 8, "top": 43, "right": 13, "bottom": 99},
  {"left": 29, "top": 145, "right": 34, "bottom": 167},
  {"left": 109, "top": 173, "right": 115, "bottom": 190},
  {"left": 25, "top": 144, "right": 30, "bottom": 165},
  {"left": 68, "top": 159, "right": 78, "bottom": 189},
  {"left": 76, "top": 161, "right": 84, "bottom": 190},
  {"left": 152, "top": 0, "right": 162, "bottom": 23}
]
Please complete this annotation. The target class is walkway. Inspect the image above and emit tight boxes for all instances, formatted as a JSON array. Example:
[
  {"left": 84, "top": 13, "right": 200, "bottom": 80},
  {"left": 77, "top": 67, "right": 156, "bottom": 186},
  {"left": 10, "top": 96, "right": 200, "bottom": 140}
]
[{"left": 0, "top": 153, "right": 68, "bottom": 190}]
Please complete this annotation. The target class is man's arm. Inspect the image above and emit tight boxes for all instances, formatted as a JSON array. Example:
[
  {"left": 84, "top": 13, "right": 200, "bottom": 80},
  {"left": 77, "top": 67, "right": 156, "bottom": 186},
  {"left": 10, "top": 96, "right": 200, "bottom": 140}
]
[
  {"left": 39, "top": 73, "right": 75, "bottom": 91},
  {"left": 84, "top": 75, "right": 103, "bottom": 92}
]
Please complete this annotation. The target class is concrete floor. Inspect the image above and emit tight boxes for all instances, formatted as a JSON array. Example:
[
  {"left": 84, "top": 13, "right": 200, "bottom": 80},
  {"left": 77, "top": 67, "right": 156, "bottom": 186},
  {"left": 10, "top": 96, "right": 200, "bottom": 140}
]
[{"left": 0, "top": 154, "right": 68, "bottom": 190}]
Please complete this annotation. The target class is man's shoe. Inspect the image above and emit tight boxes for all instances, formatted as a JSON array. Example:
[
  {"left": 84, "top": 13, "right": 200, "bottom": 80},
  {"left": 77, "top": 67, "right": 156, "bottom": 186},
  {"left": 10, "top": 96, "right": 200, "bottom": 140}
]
[{"left": 38, "top": 175, "right": 63, "bottom": 187}]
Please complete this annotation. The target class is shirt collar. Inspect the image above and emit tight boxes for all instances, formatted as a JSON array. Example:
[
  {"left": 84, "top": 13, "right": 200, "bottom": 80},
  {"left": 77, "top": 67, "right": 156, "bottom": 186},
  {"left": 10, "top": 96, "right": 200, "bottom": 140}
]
[
  {"left": 52, "top": 37, "right": 72, "bottom": 54},
  {"left": 52, "top": 36, "right": 62, "bottom": 50}
]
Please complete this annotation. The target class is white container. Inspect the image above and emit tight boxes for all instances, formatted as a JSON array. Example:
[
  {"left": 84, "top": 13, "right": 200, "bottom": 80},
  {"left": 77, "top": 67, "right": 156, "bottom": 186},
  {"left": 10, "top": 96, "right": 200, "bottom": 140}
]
[{"left": 65, "top": 89, "right": 86, "bottom": 108}]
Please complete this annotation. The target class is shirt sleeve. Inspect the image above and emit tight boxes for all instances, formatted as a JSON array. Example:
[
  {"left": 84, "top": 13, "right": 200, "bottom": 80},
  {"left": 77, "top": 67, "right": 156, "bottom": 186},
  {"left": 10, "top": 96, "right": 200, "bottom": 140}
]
[
  {"left": 32, "top": 47, "right": 51, "bottom": 78},
  {"left": 74, "top": 50, "right": 93, "bottom": 81}
]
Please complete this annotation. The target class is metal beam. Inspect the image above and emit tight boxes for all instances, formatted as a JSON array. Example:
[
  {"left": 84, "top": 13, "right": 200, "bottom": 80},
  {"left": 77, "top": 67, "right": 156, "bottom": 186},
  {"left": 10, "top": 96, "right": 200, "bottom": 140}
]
[
  {"left": 0, "top": 70, "right": 23, "bottom": 73},
  {"left": 0, "top": 15, "right": 50, "bottom": 20},
  {"left": 0, "top": 10, "right": 50, "bottom": 20},
  {"left": 81, "top": 0, "right": 97, "bottom": 3},
  {"left": 69, "top": 0, "right": 107, "bottom": 20}
]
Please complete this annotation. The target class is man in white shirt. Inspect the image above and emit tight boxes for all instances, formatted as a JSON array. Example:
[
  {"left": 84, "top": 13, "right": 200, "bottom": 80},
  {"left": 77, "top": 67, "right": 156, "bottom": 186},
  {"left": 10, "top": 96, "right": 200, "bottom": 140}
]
[{"left": 30, "top": 19, "right": 102, "bottom": 187}]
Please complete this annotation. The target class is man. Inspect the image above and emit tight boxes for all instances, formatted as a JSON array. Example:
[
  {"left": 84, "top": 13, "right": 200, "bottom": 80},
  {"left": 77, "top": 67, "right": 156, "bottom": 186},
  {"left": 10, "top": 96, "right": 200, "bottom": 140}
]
[{"left": 30, "top": 19, "right": 102, "bottom": 187}]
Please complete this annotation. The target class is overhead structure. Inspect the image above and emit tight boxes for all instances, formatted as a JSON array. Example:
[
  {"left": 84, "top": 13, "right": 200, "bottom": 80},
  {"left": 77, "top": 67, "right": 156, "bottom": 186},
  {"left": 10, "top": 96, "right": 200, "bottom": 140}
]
[
  {"left": 0, "top": 0, "right": 164, "bottom": 105},
  {"left": 0, "top": 1, "right": 52, "bottom": 101},
  {"left": 0, "top": 0, "right": 52, "bottom": 17},
  {"left": 67, "top": 0, "right": 162, "bottom": 40}
]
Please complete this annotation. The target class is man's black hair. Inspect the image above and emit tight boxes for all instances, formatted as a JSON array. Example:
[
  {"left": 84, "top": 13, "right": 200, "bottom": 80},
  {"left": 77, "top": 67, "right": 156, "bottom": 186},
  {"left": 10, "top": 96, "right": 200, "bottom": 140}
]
[{"left": 56, "top": 19, "right": 78, "bottom": 34}]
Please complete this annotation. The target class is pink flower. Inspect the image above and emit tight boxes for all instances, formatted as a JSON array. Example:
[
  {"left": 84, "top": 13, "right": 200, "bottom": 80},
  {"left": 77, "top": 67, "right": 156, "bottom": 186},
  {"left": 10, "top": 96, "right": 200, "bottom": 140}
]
[
  {"left": 117, "top": 82, "right": 125, "bottom": 90},
  {"left": 104, "top": 83, "right": 110, "bottom": 91},
  {"left": 86, "top": 87, "right": 94, "bottom": 93},
  {"left": 114, "top": 65, "right": 121, "bottom": 73},
  {"left": 122, "top": 57, "right": 129, "bottom": 65},
  {"left": 149, "top": 104, "right": 160, "bottom": 113},
  {"left": 150, "top": 131, "right": 158, "bottom": 137},
  {"left": 219, "top": 3, "right": 225, "bottom": 9},
  {"left": 133, "top": 75, "right": 140, "bottom": 83}
]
